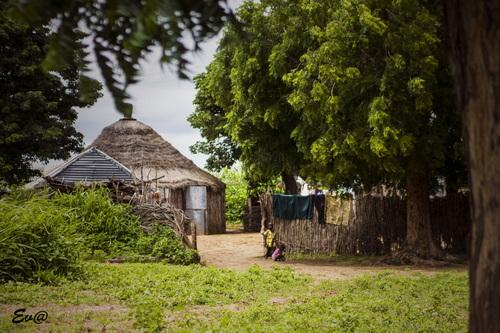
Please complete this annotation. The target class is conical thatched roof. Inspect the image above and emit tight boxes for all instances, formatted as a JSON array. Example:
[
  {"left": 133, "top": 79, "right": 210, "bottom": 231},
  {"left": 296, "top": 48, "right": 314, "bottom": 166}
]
[{"left": 90, "top": 118, "right": 224, "bottom": 190}]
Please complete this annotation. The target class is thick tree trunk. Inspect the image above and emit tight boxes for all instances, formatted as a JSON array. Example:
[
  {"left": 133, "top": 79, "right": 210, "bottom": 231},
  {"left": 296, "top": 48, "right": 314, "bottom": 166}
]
[
  {"left": 444, "top": 1, "right": 500, "bottom": 332},
  {"left": 406, "top": 172, "right": 439, "bottom": 258},
  {"left": 281, "top": 172, "right": 298, "bottom": 194}
]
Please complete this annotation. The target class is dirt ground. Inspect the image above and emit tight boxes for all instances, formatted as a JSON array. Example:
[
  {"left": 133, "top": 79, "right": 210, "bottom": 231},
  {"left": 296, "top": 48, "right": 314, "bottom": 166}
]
[{"left": 197, "top": 231, "right": 467, "bottom": 280}]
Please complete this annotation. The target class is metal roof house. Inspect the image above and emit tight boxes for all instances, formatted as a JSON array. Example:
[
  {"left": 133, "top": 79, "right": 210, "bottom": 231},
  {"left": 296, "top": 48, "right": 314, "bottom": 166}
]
[{"left": 46, "top": 147, "right": 134, "bottom": 184}]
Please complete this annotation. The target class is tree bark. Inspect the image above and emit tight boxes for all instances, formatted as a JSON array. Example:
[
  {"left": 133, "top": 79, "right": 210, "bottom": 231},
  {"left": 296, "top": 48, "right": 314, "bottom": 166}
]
[
  {"left": 405, "top": 172, "right": 439, "bottom": 258},
  {"left": 444, "top": 1, "right": 500, "bottom": 332},
  {"left": 281, "top": 172, "right": 298, "bottom": 194}
]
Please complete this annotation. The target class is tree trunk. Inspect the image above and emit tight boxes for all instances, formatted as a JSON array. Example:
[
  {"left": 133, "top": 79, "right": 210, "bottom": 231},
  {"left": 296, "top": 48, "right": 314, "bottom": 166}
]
[
  {"left": 281, "top": 172, "right": 298, "bottom": 194},
  {"left": 444, "top": 1, "right": 500, "bottom": 332},
  {"left": 406, "top": 172, "right": 439, "bottom": 258}
]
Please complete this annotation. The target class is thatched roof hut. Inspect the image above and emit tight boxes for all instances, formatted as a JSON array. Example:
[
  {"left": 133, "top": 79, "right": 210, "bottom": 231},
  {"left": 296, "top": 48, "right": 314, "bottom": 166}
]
[
  {"left": 87, "top": 118, "right": 225, "bottom": 234},
  {"left": 90, "top": 118, "right": 223, "bottom": 190}
]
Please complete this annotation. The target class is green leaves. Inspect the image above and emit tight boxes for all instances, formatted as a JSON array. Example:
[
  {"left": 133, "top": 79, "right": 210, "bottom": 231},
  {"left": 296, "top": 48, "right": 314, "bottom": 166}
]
[
  {"left": 217, "top": 168, "right": 248, "bottom": 225},
  {"left": 0, "top": 10, "right": 101, "bottom": 184},
  {"left": 9, "top": 0, "right": 231, "bottom": 116},
  {"left": 190, "top": 0, "right": 464, "bottom": 193}
]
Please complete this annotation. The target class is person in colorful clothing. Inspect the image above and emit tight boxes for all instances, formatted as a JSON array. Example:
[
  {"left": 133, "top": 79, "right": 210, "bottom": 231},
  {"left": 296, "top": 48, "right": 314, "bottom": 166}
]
[
  {"left": 261, "top": 224, "right": 276, "bottom": 258},
  {"left": 272, "top": 243, "right": 286, "bottom": 261}
]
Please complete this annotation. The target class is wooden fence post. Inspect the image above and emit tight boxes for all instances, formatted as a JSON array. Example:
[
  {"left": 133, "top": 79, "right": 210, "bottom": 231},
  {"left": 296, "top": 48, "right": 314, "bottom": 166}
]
[{"left": 191, "top": 221, "right": 197, "bottom": 250}]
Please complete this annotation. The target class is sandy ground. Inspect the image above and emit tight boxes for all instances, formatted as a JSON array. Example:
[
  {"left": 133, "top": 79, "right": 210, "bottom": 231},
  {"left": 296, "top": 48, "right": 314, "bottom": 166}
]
[{"left": 197, "top": 231, "right": 467, "bottom": 280}]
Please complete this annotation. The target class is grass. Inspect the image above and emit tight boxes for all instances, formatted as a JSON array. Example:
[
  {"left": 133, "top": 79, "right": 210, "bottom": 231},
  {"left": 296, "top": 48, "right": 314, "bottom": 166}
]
[{"left": 0, "top": 262, "right": 468, "bottom": 332}]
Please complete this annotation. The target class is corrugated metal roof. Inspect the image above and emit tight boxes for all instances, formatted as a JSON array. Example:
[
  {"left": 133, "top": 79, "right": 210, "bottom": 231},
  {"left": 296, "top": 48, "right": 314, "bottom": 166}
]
[{"left": 48, "top": 147, "right": 133, "bottom": 184}]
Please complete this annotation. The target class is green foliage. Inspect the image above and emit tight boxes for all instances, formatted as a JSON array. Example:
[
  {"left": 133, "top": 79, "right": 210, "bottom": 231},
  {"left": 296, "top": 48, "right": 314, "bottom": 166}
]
[
  {"left": 0, "top": 263, "right": 467, "bottom": 332},
  {"left": 9, "top": 0, "right": 231, "bottom": 116},
  {"left": 0, "top": 8, "right": 102, "bottom": 184},
  {"left": 190, "top": 0, "right": 325, "bottom": 187},
  {"left": 0, "top": 188, "right": 199, "bottom": 283},
  {"left": 283, "top": 0, "right": 464, "bottom": 191},
  {"left": 53, "top": 187, "right": 142, "bottom": 256},
  {"left": 217, "top": 167, "right": 249, "bottom": 224},
  {"left": 136, "top": 224, "right": 199, "bottom": 265},
  {"left": 193, "top": 0, "right": 466, "bottom": 194},
  {"left": 0, "top": 191, "right": 82, "bottom": 283},
  {"left": 172, "top": 272, "right": 468, "bottom": 332}
]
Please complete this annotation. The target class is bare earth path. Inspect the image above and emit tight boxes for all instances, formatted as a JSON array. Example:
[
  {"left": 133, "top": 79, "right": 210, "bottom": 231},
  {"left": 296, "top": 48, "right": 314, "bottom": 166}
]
[{"left": 197, "top": 232, "right": 467, "bottom": 280}]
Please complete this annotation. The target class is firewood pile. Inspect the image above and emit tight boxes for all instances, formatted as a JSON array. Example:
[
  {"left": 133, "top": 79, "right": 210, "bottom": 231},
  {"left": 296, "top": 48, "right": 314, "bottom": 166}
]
[{"left": 132, "top": 203, "right": 194, "bottom": 249}]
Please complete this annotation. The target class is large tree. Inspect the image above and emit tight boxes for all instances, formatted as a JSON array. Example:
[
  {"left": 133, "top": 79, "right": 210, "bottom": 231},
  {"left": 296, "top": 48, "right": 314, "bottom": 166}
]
[
  {"left": 9, "top": 0, "right": 232, "bottom": 116},
  {"left": 190, "top": 0, "right": 330, "bottom": 193},
  {"left": 284, "top": 0, "right": 465, "bottom": 259},
  {"left": 0, "top": 9, "right": 101, "bottom": 184},
  {"left": 443, "top": 1, "right": 500, "bottom": 331}
]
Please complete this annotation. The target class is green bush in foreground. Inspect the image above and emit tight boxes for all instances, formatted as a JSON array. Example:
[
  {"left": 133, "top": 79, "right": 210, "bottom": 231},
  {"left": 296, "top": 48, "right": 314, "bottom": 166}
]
[
  {"left": 0, "top": 188, "right": 199, "bottom": 283},
  {"left": 136, "top": 224, "right": 200, "bottom": 264},
  {"left": 53, "top": 187, "right": 143, "bottom": 256},
  {"left": 0, "top": 192, "right": 82, "bottom": 283}
]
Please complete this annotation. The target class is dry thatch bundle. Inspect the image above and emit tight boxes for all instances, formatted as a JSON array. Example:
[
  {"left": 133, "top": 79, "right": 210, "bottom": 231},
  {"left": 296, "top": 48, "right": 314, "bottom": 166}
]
[{"left": 90, "top": 118, "right": 224, "bottom": 191}]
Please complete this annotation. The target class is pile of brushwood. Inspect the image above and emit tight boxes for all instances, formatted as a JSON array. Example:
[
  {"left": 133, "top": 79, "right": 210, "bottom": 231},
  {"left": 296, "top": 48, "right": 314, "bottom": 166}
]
[{"left": 0, "top": 187, "right": 199, "bottom": 284}]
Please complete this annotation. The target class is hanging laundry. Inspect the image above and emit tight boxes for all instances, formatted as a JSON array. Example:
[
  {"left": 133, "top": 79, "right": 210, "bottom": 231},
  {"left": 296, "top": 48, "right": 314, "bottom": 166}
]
[
  {"left": 272, "top": 194, "right": 313, "bottom": 220},
  {"left": 312, "top": 194, "right": 325, "bottom": 224},
  {"left": 325, "top": 195, "right": 351, "bottom": 225}
]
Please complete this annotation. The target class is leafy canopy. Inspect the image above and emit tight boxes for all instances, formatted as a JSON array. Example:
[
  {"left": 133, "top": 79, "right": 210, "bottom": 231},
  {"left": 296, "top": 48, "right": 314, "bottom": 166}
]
[
  {"left": 192, "top": 0, "right": 465, "bottom": 194},
  {"left": 284, "top": 0, "right": 464, "bottom": 191},
  {"left": 190, "top": 0, "right": 328, "bottom": 185},
  {"left": 9, "top": 0, "right": 233, "bottom": 116},
  {"left": 0, "top": 9, "right": 101, "bottom": 184}
]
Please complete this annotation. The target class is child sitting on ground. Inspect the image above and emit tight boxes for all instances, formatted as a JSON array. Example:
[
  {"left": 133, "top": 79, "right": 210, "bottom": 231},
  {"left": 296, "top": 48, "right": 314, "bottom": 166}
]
[{"left": 272, "top": 243, "right": 286, "bottom": 261}]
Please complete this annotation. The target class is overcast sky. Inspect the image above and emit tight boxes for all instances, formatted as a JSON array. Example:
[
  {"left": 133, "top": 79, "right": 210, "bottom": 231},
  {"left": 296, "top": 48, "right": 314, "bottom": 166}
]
[
  {"left": 62, "top": 1, "right": 243, "bottom": 173},
  {"left": 74, "top": 39, "right": 219, "bottom": 169}
]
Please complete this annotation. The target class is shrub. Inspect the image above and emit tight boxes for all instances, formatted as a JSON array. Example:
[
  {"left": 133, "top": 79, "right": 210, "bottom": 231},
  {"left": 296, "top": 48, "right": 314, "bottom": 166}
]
[
  {"left": 0, "top": 187, "right": 200, "bottom": 283},
  {"left": 218, "top": 168, "right": 248, "bottom": 224},
  {"left": 137, "top": 224, "right": 199, "bottom": 265},
  {"left": 0, "top": 192, "right": 82, "bottom": 283},
  {"left": 54, "top": 186, "right": 142, "bottom": 256}
]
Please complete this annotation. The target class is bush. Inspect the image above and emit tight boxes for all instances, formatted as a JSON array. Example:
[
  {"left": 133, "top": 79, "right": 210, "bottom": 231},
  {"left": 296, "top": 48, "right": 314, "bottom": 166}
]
[
  {"left": 54, "top": 186, "right": 142, "bottom": 256},
  {"left": 0, "top": 187, "right": 199, "bottom": 283},
  {"left": 218, "top": 168, "right": 248, "bottom": 224},
  {"left": 137, "top": 224, "right": 199, "bottom": 265},
  {"left": 0, "top": 192, "right": 82, "bottom": 283}
]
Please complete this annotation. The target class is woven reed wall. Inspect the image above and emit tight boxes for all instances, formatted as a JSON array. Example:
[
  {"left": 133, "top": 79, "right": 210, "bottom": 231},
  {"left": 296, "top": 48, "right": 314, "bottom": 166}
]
[{"left": 267, "top": 193, "right": 470, "bottom": 255}]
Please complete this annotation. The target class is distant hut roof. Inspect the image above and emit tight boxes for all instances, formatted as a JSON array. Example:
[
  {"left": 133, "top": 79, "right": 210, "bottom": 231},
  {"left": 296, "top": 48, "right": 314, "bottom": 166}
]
[
  {"left": 89, "top": 118, "right": 224, "bottom": 190},
  {"left": 46, "top": 147, "right": 134, "bottom": 184}
]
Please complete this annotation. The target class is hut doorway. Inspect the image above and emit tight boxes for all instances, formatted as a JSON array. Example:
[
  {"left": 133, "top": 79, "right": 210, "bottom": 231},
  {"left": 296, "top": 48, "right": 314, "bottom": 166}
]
[{"left": 185, "top": 186, "right": 208, "bottom": 234}]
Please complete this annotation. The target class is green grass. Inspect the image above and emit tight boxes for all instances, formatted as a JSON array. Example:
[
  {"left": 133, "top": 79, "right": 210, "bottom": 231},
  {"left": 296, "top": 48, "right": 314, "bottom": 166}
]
[{"left": 0, "top": 263, "right": 468, "bottom": 332}]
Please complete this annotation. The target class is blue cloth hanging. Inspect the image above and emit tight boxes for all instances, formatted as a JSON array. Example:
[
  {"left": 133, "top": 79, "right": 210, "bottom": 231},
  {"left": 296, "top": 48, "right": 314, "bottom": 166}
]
[{"left": 272, "top": 194, "right": 313, "bottom": 219}]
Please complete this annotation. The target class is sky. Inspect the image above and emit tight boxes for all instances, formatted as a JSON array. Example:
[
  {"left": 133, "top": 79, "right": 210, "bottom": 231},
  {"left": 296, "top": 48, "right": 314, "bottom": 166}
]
[
  {"left": 75, "top": 36, "right": 220, "bottom": 167},
  {"left": 74, "top": 39, "right": 219, "bottom": 169},
  {"left": 45, "top": 1, "right": 243, "bottom": 174}
]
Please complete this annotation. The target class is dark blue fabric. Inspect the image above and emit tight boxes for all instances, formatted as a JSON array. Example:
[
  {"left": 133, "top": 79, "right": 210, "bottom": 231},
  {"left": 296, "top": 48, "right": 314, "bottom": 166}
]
[{"left": 272, "top": 194, "right": 313, "bottom": 220}]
